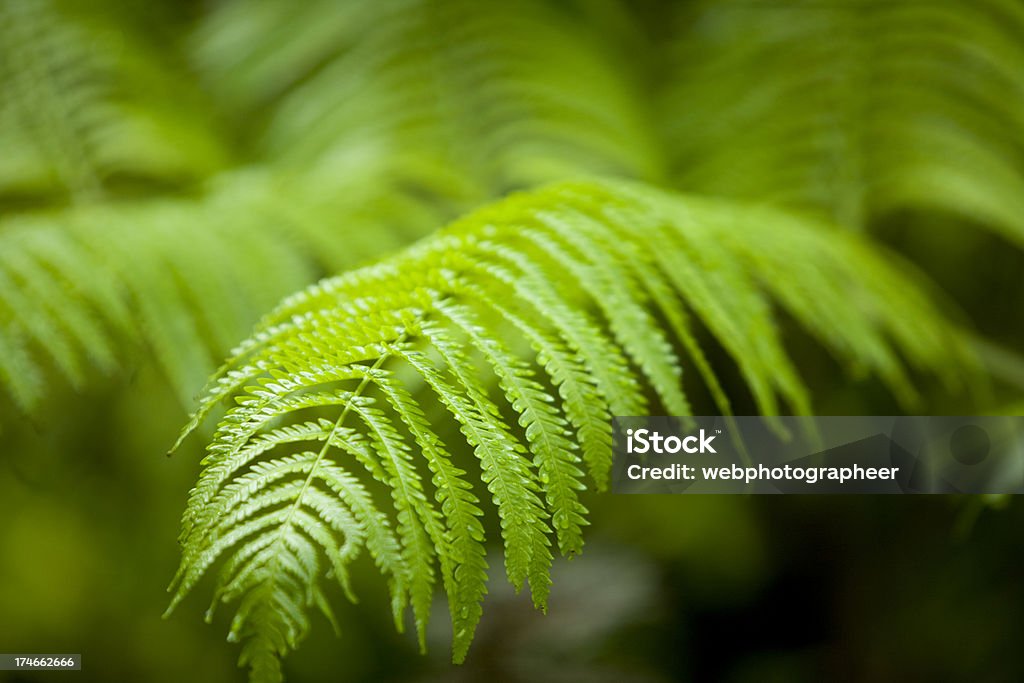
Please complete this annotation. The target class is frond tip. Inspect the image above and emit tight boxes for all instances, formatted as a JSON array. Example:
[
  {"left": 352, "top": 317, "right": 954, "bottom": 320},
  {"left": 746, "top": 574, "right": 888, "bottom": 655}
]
[{"left": 168, "top": 179, "right": 974, "bottom": 682}]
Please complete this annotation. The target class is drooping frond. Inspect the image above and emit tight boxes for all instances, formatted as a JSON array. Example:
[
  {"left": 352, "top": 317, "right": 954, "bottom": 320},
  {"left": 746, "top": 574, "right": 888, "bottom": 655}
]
[
  {"left": 661, "top": 0, "right": 1024, "bottom": 240},
  {"left": 169, "top": 179, "right": 976, "bottom": 682},
  {"left": 0, "top": 169, "right": 452, "bottom": 413}
]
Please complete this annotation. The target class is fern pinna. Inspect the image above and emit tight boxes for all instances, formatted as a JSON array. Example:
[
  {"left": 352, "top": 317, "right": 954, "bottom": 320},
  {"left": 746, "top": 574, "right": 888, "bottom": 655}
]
[{"left": 168, "top": 180, "right": 972, "bottom": 682}]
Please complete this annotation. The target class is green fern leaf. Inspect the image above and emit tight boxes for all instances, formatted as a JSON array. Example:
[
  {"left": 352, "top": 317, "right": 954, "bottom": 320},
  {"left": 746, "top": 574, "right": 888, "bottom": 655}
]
[{"left": 169, "top": 179, "right": 975, "bottom": 682}]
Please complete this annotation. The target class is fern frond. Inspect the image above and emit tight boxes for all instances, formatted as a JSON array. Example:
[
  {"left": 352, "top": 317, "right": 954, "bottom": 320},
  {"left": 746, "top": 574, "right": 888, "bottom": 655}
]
[
  {"left": 661, "top": 0, "right": 1024, "bottom": 242},
  {"left": 0, "top": 0, "right": 225, "bottom": 205},
  {"left": 0, "top": 187, "right": 301, "bottom": 411},
  {"left": 170, "top": 179, "right": 975, "bottom": 682},
  {"left": 0, "top": 167, "right": 455, "bottom": 413},
  {"left": 191, "top": 0, "right": 663, "bottom": 194}
]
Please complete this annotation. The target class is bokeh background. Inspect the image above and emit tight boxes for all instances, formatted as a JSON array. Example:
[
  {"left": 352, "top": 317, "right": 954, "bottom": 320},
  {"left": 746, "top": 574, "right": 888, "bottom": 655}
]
[{"left": 2, "top": 0, "right": 1024, "bottom": 681}]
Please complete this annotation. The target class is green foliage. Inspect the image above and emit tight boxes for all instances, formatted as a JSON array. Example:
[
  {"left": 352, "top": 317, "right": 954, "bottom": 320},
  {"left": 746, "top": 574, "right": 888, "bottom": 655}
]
[
  {"left": 2, "top": 0, "right": 1023, "bottom": 681},
  {"left": 4, "top": 0, "right": 1023, "bottom": 415},
  {"left": 662, "top": 0, "right": 1024, "bottom": 237},
  {"left": 0, "top": 0, "right": 225, "bottom": 204},
  {"left": 168, "top": 179, "right": 974, "bottom": 682},
  {"left": 191, "top": 0, "right": 661, "bottom": 189},
  {"left": 0, "top": 0, "right": 662, "bottom": 414},
  {"left": 0, "top": 170, "right": 450, "bottom": 411}
]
